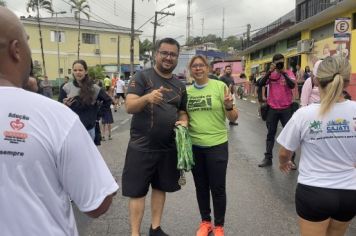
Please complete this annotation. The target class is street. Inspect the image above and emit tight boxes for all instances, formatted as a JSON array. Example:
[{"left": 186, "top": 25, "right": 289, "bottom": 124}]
[{"left": 74, "top": 99, "right": 356, "bottom": 236}]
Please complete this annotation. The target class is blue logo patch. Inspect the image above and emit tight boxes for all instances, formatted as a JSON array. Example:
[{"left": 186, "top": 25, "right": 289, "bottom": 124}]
[{"left": 326, "top": 118, "right": 350, "bottom": 133}]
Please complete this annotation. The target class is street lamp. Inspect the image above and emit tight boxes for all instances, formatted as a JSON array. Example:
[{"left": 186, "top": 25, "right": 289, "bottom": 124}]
[{"left": 54, "top": 10, "right": 66, "bottom": 88}]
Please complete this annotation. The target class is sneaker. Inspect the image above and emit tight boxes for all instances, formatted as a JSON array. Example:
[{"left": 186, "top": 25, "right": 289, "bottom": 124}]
[
  {"left": 258, "top": 158, "right": 272, "bottom": 167},
  {"left": 108, "top": 136, "right": 112, "bottom": 140},
  {"left": 196, "top": 221, "right": 213, "bottom": 236},
  {"left": 101, "top": 136, "right": 106, "bottom": 141},
  {"left": 213, "top": 226, "right": 224, "bottom": 236},
  {"left": 149, "top": 226, "right": 168, "bottom": 236}
]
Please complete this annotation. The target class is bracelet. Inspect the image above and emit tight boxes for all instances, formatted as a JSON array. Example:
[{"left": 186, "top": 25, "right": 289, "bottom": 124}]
[{"left": 225, "top": 106, "right": 234, "bottom": 111}]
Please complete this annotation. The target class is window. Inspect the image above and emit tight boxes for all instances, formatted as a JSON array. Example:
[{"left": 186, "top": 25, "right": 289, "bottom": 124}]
[
  {"left": 287, "top": 33, "right": 301, "bottom": 49},
  {"left": 50, "top": 31, "right": 65, "bottom": 42},
  {"left": 82, "top": 33, "right": 99, "bottom": 44},
  {"left": 311, "top": 22, "right": 334, "bottom": 41},
  {"left": 68, "top": 69, "right": 72, "bottom": 74},
  {"left": 353, "top": 12, "right": 356, "bottom": 30},
  {"left": 250, "top": 51, "right": 260, "bottom": 60},
  {"left": 110, "top": 37, "right": 117, "bottom": 43},
  {"left": 262, "top": 45, "right": 276, "bottom": 56}
]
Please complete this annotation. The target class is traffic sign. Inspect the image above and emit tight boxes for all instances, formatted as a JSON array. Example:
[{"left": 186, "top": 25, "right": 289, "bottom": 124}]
[{"left": 334, "top": 18, "right": 351, "bottom": 43}]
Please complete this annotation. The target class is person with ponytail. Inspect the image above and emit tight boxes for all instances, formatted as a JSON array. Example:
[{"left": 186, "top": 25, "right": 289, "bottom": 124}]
[
  {"left": 59, "top": 60, "right": 112, "bottom": 141},
  {"left": 277, "top": 56, "right": 356, "bottom": 236}
]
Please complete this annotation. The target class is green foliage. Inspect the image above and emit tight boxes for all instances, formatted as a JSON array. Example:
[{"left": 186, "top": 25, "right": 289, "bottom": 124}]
[
  {"left": 0, "top": 0, "right": 6, "bottom": 7},
  {"left": 186, "top": 34, "right": 242, "bottom": 51},
  {"left": 139, "top": 39, "right": 152, "bottom": 55},
  {"left": 69, "top": 0, "right": 90, "bottom": 20},
  {"left": 88, "top": 65, "right": 106, "bottom": 81},
  {"left": 26, "top": 0, "right": 53, "bottom": 14}
]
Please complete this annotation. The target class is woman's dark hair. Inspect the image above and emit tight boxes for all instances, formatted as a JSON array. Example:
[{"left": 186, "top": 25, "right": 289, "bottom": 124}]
[{"left": 72, "top": 60, "right": 95, "bottom": 106}]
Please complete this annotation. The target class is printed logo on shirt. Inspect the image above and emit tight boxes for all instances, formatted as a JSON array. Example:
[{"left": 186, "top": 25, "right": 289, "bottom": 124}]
[
  {"left": 309, "top": 120, "right": 323, "bottom": 134},
  {"left": 3, "top": 113, "right": 29, "bottom": 144},
  {"left": 353, "top": 117, "right": 356, "bottom": 131},
  {"left": 326, "top": 118, "right": 350, "bottom": 133},
  {"left": 187, "top": 95, "right": 212, "bottom": 112}
]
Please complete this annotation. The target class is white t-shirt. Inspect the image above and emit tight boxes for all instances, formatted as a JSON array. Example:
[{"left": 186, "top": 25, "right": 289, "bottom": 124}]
[
  {"left": 0, "top": 87, "right": 119, "bottom": 236},
  {"left": 115, "top": 80, "right": 125, "bottom": 93},
  {"left": 277, "top": 100, "right": 356, "bottom": 190}
]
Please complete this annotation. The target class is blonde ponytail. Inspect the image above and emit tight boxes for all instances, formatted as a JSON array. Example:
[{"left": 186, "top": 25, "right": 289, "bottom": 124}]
[{"left": 319, "top": 74, "right": 344, "bottom": 116}]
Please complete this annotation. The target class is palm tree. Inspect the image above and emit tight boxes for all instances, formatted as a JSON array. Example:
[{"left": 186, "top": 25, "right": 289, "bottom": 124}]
[
  {"left": 26, "top": 0, "right": 53, "bottom": 76},
  {"left": 0, "top": 0, "right": 6, "bottom": 7},
  {"left": 69, "top": 0, "right": 90, "bottom": 60}
]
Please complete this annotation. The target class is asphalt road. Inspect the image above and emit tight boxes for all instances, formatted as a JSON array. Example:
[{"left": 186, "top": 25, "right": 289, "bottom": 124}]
[{"left": 74, "top": 99, "right": 356, "bottom": 236}]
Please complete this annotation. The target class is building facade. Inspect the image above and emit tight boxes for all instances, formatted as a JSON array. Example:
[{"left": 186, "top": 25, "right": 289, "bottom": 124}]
[
  {"left": 241, "top": 0, "right": 356, "bottom": 99},
  {"left": 22, "top": 16, "right": 141, "bottom": 81}
]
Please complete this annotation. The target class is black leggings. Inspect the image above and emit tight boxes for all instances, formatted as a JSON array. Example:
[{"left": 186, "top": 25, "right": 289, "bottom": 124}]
[{"left": 192, "top": 142, "right": 228, "bottom": 226}]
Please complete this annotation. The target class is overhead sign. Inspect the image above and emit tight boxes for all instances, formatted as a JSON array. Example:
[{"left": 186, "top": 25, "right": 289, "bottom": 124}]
[{"left": 334, "top": 17, "right": 351, "bottom": 43}]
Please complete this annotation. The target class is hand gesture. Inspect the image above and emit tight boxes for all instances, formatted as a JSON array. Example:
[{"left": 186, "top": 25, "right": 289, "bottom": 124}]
[
  {"left": 279, "top": 161, "right": 293, "bottom": 174},
  {"left": 224, "top": 85, "right": 234, "bottom": 109},
  {"left": 63, "top": 97, "right": 75, "bottom": 107},
  {"left": 147, "top": 86, "right": 165, "bottom": 105},
  {"left": 175, "top": 120, "right": 188, "bottom": 127}
]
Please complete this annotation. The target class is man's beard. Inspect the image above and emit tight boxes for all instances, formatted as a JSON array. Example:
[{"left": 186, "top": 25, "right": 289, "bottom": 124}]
[{"left": 156, "top": 62, "right": 177, "bottom": 74}]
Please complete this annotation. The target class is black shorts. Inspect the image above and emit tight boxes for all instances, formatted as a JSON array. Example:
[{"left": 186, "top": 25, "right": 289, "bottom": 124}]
[
  {"left": 115, "top": 93, "right": 126, "bottom": 99},
  {"left": 296, "top": 183, "right": 356, "bottom": 222},
  {"left": 122, "top": 146, "right": 180, "bottom": 198}
]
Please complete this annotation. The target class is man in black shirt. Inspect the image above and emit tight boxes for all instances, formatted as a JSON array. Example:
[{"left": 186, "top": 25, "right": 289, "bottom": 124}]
[
  {"left": 220, "top": 65, "right": 238, "bottom": 125},
  {"left": 122, "top": 38, "right": 188, "bottom": 236}
]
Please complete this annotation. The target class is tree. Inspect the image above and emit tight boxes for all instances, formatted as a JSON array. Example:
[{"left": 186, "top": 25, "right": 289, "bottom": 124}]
[
  {"left": 26, "top": 0, "right": 53, "bottom": 76},
  {"left": 88, "top": 65, "right": 106, "bottom": 81},
  {"left": 69, "top": 0, "right": 90, "bottom": 60},
  {"left": 0, "top": 0, "right": 6, "bottom": 7}
]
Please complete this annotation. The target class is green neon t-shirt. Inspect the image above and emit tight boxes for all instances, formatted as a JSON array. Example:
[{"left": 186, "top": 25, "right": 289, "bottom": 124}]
[{"left": 187, "top": 79, "right": 228, "bottom": 147}]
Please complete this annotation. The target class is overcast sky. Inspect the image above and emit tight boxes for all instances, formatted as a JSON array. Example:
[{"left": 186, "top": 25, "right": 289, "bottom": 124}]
[{"left": 8, "top": 0, "right": 295, "bottom": 45}]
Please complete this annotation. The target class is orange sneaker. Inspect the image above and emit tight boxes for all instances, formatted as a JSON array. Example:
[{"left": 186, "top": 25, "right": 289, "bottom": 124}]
[
  {"left": 213, "top": 226, "right": 224, "bottom": 236},
  {"left": 196, "top": 221, "right": 213, "bottom": 236}
]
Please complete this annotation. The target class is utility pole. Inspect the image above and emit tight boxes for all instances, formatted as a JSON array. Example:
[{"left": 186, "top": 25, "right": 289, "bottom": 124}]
[
  {"left": 246, "top": 24, "right": 251, "bottom": 48},
  {"left": 152, "top": 9, "right": 175, "bottom": 66},
  {"left": 117, "top": 35, "right": 121, "bottom": 76},
  {"left": 54, "top": 11, "right": 66, "bottom": 89},
  {"left": 186, "top": 0, "right": 192, "bottom": 44},
  {"left": 130, "top": 0, "right": 135, "bottom": 77},
  {"left": 201, "top": 17, "right": 204, "bottom": 37},
  {"left": 222, "top": 8, "right": 225, "bottom": 40}
]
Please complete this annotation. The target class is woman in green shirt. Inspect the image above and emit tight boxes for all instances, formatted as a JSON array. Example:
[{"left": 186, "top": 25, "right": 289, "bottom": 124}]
[{"left": 186, "top": 55, "right": 238, "bottom": 236}]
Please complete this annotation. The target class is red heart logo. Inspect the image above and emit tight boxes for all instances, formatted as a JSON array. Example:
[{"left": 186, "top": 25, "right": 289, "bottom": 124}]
[{"left": 10, "top": 119, "right": 25, "bottom": 130}]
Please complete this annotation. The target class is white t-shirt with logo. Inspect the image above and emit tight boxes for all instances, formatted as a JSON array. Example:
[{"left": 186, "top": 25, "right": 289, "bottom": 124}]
[
  {"left": 277, "top": 100, "right": 356, "bottom": 190},
  {"left": 0, "top": 87, "right": 119, "bottom": 236},
  {"left": 115, "top": 80, "right": 126, "bottom": 93}
]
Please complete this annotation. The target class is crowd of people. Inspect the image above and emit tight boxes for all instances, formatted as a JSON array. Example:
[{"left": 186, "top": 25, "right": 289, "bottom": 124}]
[{"left": 1, "top": 6, "right": 356, "bottom": 236}]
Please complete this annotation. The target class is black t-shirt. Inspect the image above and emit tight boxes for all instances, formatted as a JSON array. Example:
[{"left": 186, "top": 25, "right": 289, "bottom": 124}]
[
  {"left": 127, "top": 68, "right": 187, "bottom": 152},
  {"left": 220, "top": 75, "right": 235, "bottom": 94}
]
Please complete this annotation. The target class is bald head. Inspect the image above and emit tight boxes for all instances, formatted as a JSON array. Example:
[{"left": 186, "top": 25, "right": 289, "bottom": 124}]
[{"left": 0, "top": 7, "right": 31, "bottom": 88}]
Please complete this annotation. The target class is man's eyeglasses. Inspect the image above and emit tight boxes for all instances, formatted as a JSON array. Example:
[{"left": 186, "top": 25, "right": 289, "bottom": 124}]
[
  {"left": 191, "top": 63, "right": 206, "bottom": 69},
  {"left": 158, "top": 51, "right": 178, "bottom": 59}
]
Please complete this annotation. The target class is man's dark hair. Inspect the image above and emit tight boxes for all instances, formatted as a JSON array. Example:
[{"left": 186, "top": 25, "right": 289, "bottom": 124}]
[
  {"left": 225, "top": 65, "right": 232, "bottom": 69},
  {"left": 272, "top": 53, "right": 284, "bottom": 62},
  {"left": 155, "top": 38, "right": 180, "bottom": 52}
]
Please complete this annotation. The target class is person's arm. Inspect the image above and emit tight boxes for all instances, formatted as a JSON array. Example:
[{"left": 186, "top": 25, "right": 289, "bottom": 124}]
[
  {"left": 125, "top": 88, "right": 164, "bottom": 114},
  {"left": 257, "top": 71, "right": 271, "bottom": 87},
  {"left": 300, "top": 79, "right": 312, "bottom": 107},
  {"left": 58, "top": 86, "right": 67, "bottom": 103},
  {"left": 281, "top": 71, "right": 296, "bottom": 89},
  {"left": 279, "top": 146, "right": 294, "bottom": 174},
  {"left": 58, "top": 118, "right": 118, "bottom": 219},
  {"left": 85, "top": 193, "right": 116, "bottom": 218},
  {"left": 224, "top": 85, "right": 238, "bottom": 122}
]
